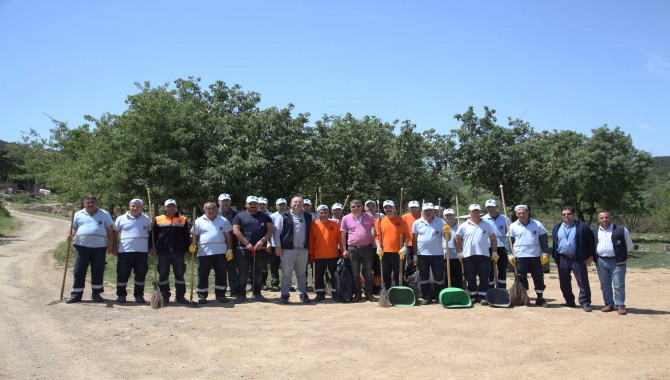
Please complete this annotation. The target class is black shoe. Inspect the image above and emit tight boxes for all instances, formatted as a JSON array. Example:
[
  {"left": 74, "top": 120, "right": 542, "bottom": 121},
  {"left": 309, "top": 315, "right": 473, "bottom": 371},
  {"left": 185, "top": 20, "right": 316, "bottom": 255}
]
[
  {"left": 253, "top": 294, "right": 268, "bottom": 302},
  {"left": 421, "top": 298, "right": 432, "bottom": 305},
  {"left": 117, "top": 296, "right": 127, "bottom": 304},
  {"left": 65, "top": 296, "right": 81, "bottom": 304},
  {"left": 280, "top": 295, "right": 289, "bottom": 304},
  {"left": 314, "top": 293, "right": 326, "bottom": 302},
  {"left": 135, "top": 296, "right": 146, "bottom": 304},
  {"left": 535, "top": 298, "right": 548, "bottom": 308},
  {"left": 198, "top": 297, "right": 207, "bottom": 305},
  {"left": 235, "top": 295, "right": 247, "bottom": 304},
  {"left": 92, "top": 294, "right": 104, "bottom": 303},
  {"left": 561, "top": 302, "right": 577, "bottom": 308},
  {"left": 176, "top": 297, "right": 189, "bottom": 304},
  {"left": 270, "top": 286, "right": 279, "bottom": 292},
  {"left": 216, "top": 296, "right": 229, "bottom": 304},
  {"left": 300, "top": 295, "right": 312, "bottom": 304},
  {"left": 582, "top": 303, "right": 592, "bottom": 312}
]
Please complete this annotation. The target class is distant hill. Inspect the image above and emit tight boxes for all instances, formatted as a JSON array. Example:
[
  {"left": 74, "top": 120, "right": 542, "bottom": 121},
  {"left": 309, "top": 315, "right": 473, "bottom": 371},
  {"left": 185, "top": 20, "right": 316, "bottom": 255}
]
[{"left": 651, "top": 156, "right": 670, "bottom": 178}]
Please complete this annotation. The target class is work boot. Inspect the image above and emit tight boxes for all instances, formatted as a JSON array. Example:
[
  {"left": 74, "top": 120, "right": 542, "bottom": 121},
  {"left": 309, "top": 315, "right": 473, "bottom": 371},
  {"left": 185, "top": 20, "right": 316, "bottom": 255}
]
[
  {"left": 92, "top": 293, "right": 104, "bottom": 303},
  {"left": 582, "top": 303, "right": 592, "bottom": 312},
  {"left": 235, "top": 295, "right": 247, "bottom": 304},
  {"left": 270, "top": 285, "right": 279, "bottom": 292},
  {"left": 300, "top": 294, "right": 312, "bottom": 304},
  {"left": 314, "top": 293, "right": 326, "bottom": 302},
  {"left": 216, "top": 295, "right": 229, "bottom": 304},
  {"left": 135, "top": 296, "right": 145, "bottom": 304},
  {"left": 280, "top": 295, "right": 289, "bottom": 304},
  {"left": 65, "top": 296, "right": 81, "bottom": 304},
  {"left": 253, "top": 294, "right": 268, "bottom": 302},
  {"left": 117, "top": 295, "right": 127, "bottom": 304},
  {"left": 176, "top": 297, "right": 189, "bottom": 304},
  {"left": 535, "top": 297, "right": 548, "bottom": 308},
  {"left": 198, "top": 297, "right": 207, "bottom": 305}
]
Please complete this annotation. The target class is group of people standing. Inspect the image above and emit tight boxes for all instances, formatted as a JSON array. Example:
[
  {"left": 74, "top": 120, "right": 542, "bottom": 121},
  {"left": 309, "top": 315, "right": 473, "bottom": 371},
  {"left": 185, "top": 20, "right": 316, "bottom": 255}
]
[{"left": 64, "top": 194, "right": 634, "bottom": 315}]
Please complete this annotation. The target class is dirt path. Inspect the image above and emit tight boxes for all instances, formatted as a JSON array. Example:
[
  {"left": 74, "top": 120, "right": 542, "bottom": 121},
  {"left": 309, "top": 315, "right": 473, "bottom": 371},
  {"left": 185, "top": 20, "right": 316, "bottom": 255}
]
[{"left": 1, "top": 208, "right": 669, "bottom": 379}]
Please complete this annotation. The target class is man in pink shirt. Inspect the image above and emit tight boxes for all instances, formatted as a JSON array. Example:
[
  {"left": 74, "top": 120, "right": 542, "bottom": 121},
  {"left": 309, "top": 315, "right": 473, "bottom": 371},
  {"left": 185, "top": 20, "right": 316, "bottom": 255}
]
[{"left": 340, "top": 199, "right": 376, "bottom": 302}]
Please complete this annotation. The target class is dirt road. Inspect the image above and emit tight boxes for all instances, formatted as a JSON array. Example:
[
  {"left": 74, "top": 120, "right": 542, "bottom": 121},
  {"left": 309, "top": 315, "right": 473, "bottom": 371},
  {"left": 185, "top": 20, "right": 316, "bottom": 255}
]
[{"left": 1, "top": 208, "right": 669, "bottom": 379}]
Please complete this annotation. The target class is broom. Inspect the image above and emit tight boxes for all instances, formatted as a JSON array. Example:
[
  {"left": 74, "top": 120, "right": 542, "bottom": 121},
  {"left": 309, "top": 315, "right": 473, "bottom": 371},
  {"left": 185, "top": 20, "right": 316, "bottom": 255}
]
[
  {"left": 188, "top": 207, "right": 199, "bottom": 307},
  {"left": 147, "top": 188, "right": 164, "bottom": 309},
  {"left": 376, "top": 203, "right": 391, "bottom": 308},
  {"left": 456, "top": 193, "right": 468, "bottom": 293},
  {"left": 499, "top": 184, "right": 529, "bottom": 306}
]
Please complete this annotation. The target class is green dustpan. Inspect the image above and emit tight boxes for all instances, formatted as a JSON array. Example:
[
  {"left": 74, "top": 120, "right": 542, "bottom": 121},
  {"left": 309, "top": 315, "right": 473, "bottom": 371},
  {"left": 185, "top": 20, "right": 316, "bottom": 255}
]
[
  {"left": 439, "top": 287, "right": 472, "bottom": 308},
  {"left": 388, "top": 286, "right": 416, "bottom": 306}
]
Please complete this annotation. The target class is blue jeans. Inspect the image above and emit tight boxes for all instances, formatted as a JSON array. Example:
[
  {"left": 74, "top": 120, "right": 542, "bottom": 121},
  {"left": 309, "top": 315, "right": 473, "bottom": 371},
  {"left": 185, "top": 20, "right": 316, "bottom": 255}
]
[{"left": 597, "top": 256, "right": 626, "bottom": 307}]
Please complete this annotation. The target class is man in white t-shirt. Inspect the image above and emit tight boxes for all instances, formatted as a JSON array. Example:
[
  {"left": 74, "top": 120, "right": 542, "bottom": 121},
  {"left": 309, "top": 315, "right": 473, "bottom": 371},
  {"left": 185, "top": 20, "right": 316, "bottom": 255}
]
[
  {"left": 113, "top": 198, "right": 151, "bottom": 304},
  {"left": 412, "top": 203, "right": 449, "bottom": 305}
]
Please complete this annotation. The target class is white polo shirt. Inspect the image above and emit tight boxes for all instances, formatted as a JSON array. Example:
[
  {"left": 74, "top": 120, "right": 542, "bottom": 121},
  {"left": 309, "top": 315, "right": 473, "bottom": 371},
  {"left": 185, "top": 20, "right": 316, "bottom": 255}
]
[
  {"left": 412, "top": 217, "right": 446, "bottom": 256},
  {"left": 456, "top": 220, "right": 494, "bottom": 257},
  {"left": 193, "top": 214, "right": 233, "bottom": 256},
  {"left": 73, "top": 208, "right": 114, "bottom": 248},
  {"left": 114, "top": 212, "right": 151, "bottom": 253},
  {"left": 508, "top": 218, "right": 547, "bottom": 258}
]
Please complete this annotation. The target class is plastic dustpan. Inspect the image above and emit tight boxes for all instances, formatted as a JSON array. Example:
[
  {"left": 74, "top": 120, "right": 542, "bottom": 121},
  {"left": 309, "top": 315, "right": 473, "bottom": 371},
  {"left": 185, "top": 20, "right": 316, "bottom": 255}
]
[
  {"left": 485, "top": 288, "right": 511, "bottom": 308},
  {"left": 388, "top": 286, "right": 416, "bottom": 306},
  {"left": 439, "top": 287, "right": 472, "bottom": 308}
]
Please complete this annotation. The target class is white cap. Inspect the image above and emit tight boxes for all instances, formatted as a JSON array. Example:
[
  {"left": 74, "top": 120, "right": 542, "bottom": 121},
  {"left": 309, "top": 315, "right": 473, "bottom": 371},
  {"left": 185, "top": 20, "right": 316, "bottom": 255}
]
[
  {"left": 383, "top": 200, "right": 395, "bottom": 207},
  {"left": 258, "top": 197, "right": 268, "bottom": 204},
  {"left": 468, "top": 204, "right": 481, "bottom": 211},
  {"left": 433, "top": 205, "right": 440, "bottom": 211},
  {"left": 303, "top": 199, "right": 312, "bottom": 205},
  {"left": 164, "top": 199, "right": 177, "bottom": 206},
  {"left": 275, "top": 198, "right": 287, "bottom": 205},
  {"left": 332, "top": 203, "right": 343, "bottom": 210},
  {"left": 485, "top": 199, "right": 497, "bottom": 207},
  {"left": 514, "top": 204, "right": 529, "bottom": 211},
  {"left": 316, "top": 204, "right": 329, "bottom": 212},
  {"left": 246, "top": 195, "right": 259, "bottom": 203},
  {"left": 408, "top": 200, "right": 420, "bottom": 208},
  {"left": 218, "top": 193, "right": 231, "bottom": 201},
  {"left": 443, "top": 208, "right": 455, "bottom": 215},
  {"left": 422, "top": 202, "right": 434, "bottom": 211},
  {"left": 365, "top": 200, "right": 375, "bottom": 206},
  {"left": 130, "top": 198, "right": 144, "bottom": 206}
]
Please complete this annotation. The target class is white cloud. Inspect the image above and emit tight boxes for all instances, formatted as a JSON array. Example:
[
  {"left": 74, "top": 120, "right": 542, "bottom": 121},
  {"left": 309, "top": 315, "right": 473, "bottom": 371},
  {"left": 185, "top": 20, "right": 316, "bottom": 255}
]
[{"left": 644, "top": 53, "right": 670, "bottom": 81}]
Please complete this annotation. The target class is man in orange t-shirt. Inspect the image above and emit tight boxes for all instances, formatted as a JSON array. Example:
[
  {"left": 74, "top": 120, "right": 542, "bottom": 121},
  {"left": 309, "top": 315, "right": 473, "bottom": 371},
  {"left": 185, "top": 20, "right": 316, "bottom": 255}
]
[
  {"left": 375, "top": 200, "right": 410, "bottom": 290},
  {"left": 401, "top": 200, "right": 421, "bottom": 275},
  {"left": 310, "top": 204, "right": 341, "bottom": 302}
]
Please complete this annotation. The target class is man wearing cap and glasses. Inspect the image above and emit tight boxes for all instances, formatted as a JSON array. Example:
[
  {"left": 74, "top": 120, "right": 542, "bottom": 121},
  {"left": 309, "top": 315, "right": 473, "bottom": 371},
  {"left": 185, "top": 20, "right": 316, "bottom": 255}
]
[
  {"left": 303, "top": 199, "right": 318, "bottom": 221},
  {"left": 151, "top": 198, "right": 191, "bottom": 304},
  {"left": 330, "top": 203, "right": 344, "bottom": 224},
  {"left": 412, "top": 202, "right": 449, "bottom": 305},
  {"left": 551, "top": 206, "right": 595, "bottom": 312},
  {"left": 266, "top": 198, "right": 288, "bottom": 291},
  {"left": 483, "top": 199, "right": 511, "bottom": 289},
  {"left": 218, "top": 193, "right": 239, "bottom": 297},
  {"left": 455, "top": 204, "right": 497, "bottom": 305},
  {"left": 113, "top": 198, "right": 151, "bottom": 304},
  {"left": 65, "top": 195, "right": 114, "bottom": 303},
  {"left": 310, "top": 204, "right": 342, "bottom": 301},
  {"left": 509, "top": 205, "right": 551, "bottom": 308},
  {"left": 375, "top": 200, "right": 410, "bottom": 291},
  {"left": 442, "top": 208, "right": 463, "bottom": 289},
  {"left": 340, "top": 199, "right": 376, "bottom": 302},
  {"left": 232, "top": 196, "right": 274, "bottom": 303},
  {"left": 274, "top": 196, "right": 314, "bottom": 303}
]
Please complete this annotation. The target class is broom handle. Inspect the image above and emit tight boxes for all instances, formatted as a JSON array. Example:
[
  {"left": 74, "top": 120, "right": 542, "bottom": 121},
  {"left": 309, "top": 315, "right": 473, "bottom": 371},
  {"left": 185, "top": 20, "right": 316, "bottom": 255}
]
[
  {"left": 190, "top": 207, "right": 198, "bottom": 302},
  {"left": 146, "top": 188, "right": 160, "bottom": 282},
  {"left": 446, "top": 231, "right": 451, "bottom": 288},
  {"left": 499, "top": 185, "right": 518, "bottom": 276},
  {"left": 60, "top": 210, "right": 76, "bottom": 300},
  {"left": 399, "top": 233, "right": 404, "bottom": 286},
  {"left": 399, "top": 187, "right": 404, "bottom": 216}
]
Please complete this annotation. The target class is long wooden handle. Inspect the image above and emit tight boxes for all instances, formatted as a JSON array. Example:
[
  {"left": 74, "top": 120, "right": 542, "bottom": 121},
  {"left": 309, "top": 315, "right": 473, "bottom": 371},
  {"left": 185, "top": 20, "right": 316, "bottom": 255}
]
[
  {"left": 499, "top": 185, "right": 518, "bottom": 275},
  {"left": 60, "top": 210, "right": 76, "bottom": 300}
]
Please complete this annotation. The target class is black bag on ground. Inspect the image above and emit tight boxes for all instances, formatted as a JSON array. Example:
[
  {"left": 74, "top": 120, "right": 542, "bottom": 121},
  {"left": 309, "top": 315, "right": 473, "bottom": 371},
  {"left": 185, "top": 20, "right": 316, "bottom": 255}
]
[{"left": 335, "top": 258, "right": 354, "bottom": 303}]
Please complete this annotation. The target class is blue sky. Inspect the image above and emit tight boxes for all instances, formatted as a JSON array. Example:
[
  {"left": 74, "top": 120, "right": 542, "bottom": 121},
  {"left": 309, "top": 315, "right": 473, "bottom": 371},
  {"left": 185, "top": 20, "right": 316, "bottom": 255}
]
[{"left": 1, "top": 1, "right": 669, "bottom": 156}]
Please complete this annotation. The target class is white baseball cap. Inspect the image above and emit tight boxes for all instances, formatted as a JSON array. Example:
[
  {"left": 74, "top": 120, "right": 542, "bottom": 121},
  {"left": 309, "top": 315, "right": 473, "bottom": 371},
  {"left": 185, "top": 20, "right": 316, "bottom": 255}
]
[
  {"left": 316, "top": 204, "right": 329, "bottom": 212},
  {"left": 365, "top": 200, "right": 376, "bottom": 206},
  {"left": 258, "top": 197, "right": 268, "bottom": 204},
  {"left": 408, "top": 200, "right": 420, "bottom": 208},
  {"left": 443, "top": 208, "right": 455, "bottom": 215},
  {"left": 382, "top": 200, "right": 395, "bottom": 207},
  {"left": 218, "top": 193, "right": 232, "bottom": 201},
  {"left": 422, "top": 202, "right": 434, "bottom": 211},
  {"left": 246, "top": 195, "right": 259, "bottom": 203},
  {"left": 332, "top": 203, "right": 343, "bottom": 210},
  {"left": 485, "top": 199, "right": 497, "bottom": 207},
  {"left": 468, "top": 204, "right": 481, "bottom": 211},
  {"left": 275, "top": 198, "right": 287, "bottom": 205},
  {"left": 164, "top": 199, "right": 177, "bottom": 206},
  {"left": 130, "top": 198, "right": 144, "bottom": 206},
  {"left": 303, "top": 199, "right": 313, "bottom": 205},
  {"left": 433, "top": 205, "right": 440, "bottom": 211}
]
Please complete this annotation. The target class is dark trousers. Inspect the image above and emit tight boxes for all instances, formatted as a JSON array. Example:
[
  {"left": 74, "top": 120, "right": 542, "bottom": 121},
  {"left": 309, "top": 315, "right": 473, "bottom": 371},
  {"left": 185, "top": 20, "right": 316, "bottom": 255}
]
[
  {"left": 404, "top": 246, "right": 415, "bottom": 273},
  {"left": 516, "top": 257, "right": 546, "bottom": 296},
  {"left": 314, "top": 258, "right": 338, "bottom": 294},
  {"left": 558, "top": 255, "right": 591, "bottom": 305},
  {"left": 116, "top": 252, "right": 148, "bottom": 297},
  {"left": 71, "top": 245, "right": 106, "bottom": 298},
  {"left": 227, "top": 252, "right": 238, "bottom": 296},
  {"left": 197, "top": 254, "right": 228, "bottom": 298},
  {"left": 157, "top": 253, "right": 186, "bottom": 298},
  {"left": 488, "top": 247, "right": 508, "bottom": 288},
  {"left": 262, "top": 247, "right": 281, "bottom": 287},
  {"left": 464, "top": 255, "right": 490, "bottom": 299},
  {"left": 349, "top": 245, "right": 374, "bottom": 296},
  {"left": 419, "top": 255, "right": 445, "bottom": 299},
  {"left": 446, "top": 258, "right": 464, "bottom": 289},
  {"left": 381, "top": 252, "right": 400, "bottom": 290},
  {"left": 237, "top": 249, "right": 267, "bottom": 296}
]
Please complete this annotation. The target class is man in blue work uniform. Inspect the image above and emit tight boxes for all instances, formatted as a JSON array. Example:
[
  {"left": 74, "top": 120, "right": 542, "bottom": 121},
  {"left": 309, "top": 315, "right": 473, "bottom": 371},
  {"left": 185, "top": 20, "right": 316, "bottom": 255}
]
[
  {"left": 66, "top": 195, "right": 114, "bottom": 303},
  {"left": 482, "top": 199, "right": 511, "bottom": 289},
  {"left": 113, "top": 198, "right": 151, "bottom": 304}
]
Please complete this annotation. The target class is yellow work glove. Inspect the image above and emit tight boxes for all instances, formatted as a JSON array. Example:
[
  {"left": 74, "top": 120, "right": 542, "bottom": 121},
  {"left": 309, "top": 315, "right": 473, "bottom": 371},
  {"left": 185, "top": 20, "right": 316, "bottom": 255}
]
[
  {"left": 398, "top": 246, "right": 407, "bottom": 260},
  {"left": 540, "top": 253, "right": 549, "bottom": 265},
  {"left": 266, "top": 245, "right": 272, "bottom": 253},
  {"left": 508, "top": 254, "right": 516, "bottom": 266},
  {"left": 442, "top": 225, "right": 451, "bottom": 233},
  {"left": 226, "top": 249, "right": 234, "bottom": 261},
  {"left": 376, "top": 247, "right": 384, "bottom": 260},
  {"left": 188, "top": 244, "right": 197, "bottom": 254}
]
